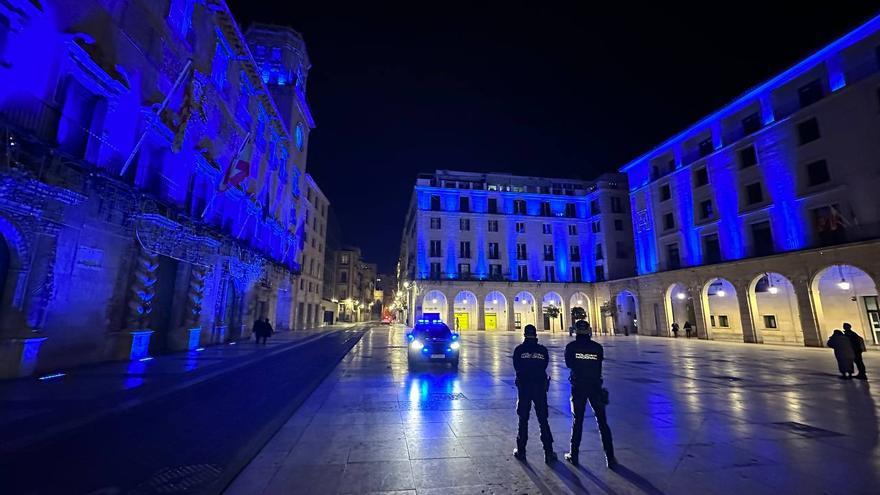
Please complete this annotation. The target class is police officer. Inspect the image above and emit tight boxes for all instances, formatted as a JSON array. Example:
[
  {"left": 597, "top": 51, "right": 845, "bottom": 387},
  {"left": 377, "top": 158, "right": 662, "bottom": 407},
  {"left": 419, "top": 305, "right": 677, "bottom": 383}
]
[
  {"left": 564, "top": 319, "right": 617, "bottom": 468},
  {"left": 512, "top": 324, "right": 557, "bottom": 463}
]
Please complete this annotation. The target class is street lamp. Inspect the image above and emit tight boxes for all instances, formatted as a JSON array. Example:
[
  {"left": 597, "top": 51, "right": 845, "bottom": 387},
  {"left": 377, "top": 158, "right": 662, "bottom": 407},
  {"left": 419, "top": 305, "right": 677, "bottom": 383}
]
[{"left": 676, "top": 292, "right": 686, "bottom": 300}]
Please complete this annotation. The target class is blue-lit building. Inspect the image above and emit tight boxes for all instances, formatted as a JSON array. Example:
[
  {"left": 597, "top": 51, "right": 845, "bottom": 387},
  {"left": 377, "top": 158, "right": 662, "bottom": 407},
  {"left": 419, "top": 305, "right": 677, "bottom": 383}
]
[
  {"left": 397, "top": 170, "right": 635, "bottom": 332},
  {"left": 0, "top": 1, "right": 319, "bottom": 377},
  {"left": 601, "top": 14, "right": 880, "bottom": 348}
]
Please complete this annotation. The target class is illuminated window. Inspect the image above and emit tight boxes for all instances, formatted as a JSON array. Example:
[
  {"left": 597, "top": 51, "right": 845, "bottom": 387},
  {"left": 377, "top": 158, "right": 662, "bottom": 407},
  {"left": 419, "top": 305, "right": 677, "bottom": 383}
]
[
  {"left": 797, "top": 118, "right": 820, "bottom": 145},
  {"left": 458, "top": 263, "right": 471, "bottom": 276},
  {"left": 459, "top": 218, "right": 470, "bottom": 231},
  {"left": 806, "top": 159, "right": 830, "bottom": 186},
  {"left": 489, "top": 264, "right": 502, "bottom": 277},
  {"left": 763, "top": 315, "right": 778, "bottom": 329},
  {"left": 340, "top": 254, "right": 350, "bottom": 265},
  {"left": 516, "top": 243, "right": 527, "bottom": 260}
]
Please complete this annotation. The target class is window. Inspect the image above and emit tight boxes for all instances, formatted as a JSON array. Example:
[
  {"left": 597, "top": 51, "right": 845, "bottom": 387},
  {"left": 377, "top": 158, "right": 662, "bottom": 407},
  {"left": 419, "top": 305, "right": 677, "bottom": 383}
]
[
  {"left": 570, "top": 245, "right": 581, "bottom": 261},
  {"left": 544, "top": 266, "right": 556, "bottom": 283},
  {"left": 698, "top": 138, "right": 714, "bottom": 157},
  {"left": 340, "top": 254, "right": 350, "bottom": 265},
  {"left": 488, "top": 242, "right": 500, "bottom": 259},
  {"left": 667, "top": 244, "right": 680, "bottom": 269},
  {"left": 516, "top": 243, "right": 528, "bottom": 260},
  {"left": 460, "top": 218, "right": 470, "bottom": 231},
  {"left": 594, "top": 266, "right": 605, "bottom": 282},
  {"left": 518, "top": 264, "right": 529, "bottom": 280},
  {"left": 763, "top": 315, "right": 778, "bottom": 329},
  {"left": 565, "top": 203, "right": 577, "bottom": 218},
  {"left": 694, "top": 167, "right": 709, "bottom": 187},
  {"left": 614, "top": 219, "right": 623, "bottom": 231},
  {"left": 459, "top": 197, "right": 470, "bottom": 212},
  {"left": 611, "top": 197, "right": 624, "bottom": 213},
  {"left": 489, "top": 264, "right": 502, "bottom": 277},
  {"left": 515, "top": 222, "right": 525, "bottom": 233},
  {"left": 660, "top": 184, "right": 671, "bottom": 202},
  {"left": 571, "top": 266, "right": 583, "bottom": 283},
  {"left": 797, "top": 118, "right": 820, "bottom": 145},
  {"left": 568, "top": 225, "right": 577, "bottom": 235},
  {"left": 429, "top": 262, "right": 441, "bottom": 278},
  {"left": 703, "top": 233, "right": 721, "bottom": 264},
  {"left": 699, "top": 199, "right": 713, "bottom": 220},
  {"left": 739, "top": 145, "right": 758, "bottom": 169},
  {"left": 430, "top": 217, "right": 441, "bottom": 229},
  {"left": 812, "top": 204, "right": 847, "bottom": 246},
  {"left": 339, "top": 270, "right": 348, "bottom": 283},
  {"left": 615, "top": 241, "right": 628, "bottom": 259},
  {"left": 751, "top": 221, "right": 774, "bottom": 257},
  {"left": 429, "top": 240, "right": 441, "bottom": 258},
  {"left": 458, "top": 263, "right": 471, "bottom": 276},
  {"left": 663, "top": 212, "right": 675, "bottom": 230},
  {"left": 590, "top": 200, "right": 601, "bottom": 215},
  {"left": 798, "top": 79, "right": 824, "bottom": 108},
  {"left": 806, "top": 159, "right": 830, "bottom": 186},
  {"left": 459, "top": 241, "right": 471, "bottom": 258},
  {"left": 488, "top": 198, "right": 498, "bottom": 214},
  {"left": 667, "top": 159, "right": 676, "bottom": 173},
  {"left": 430, "top": 195, "right": 441, "bottom": 211},
  {"left": 543, "top": 244, "right": 554, "bottom": 261},
  {"left": 742, "top": 112, "right": 761, "bottom": 135},
  {"left": 488, "top": 220, "right": 499, "bottom": 232},
  {"left": 591, "top": 221, "right": 601, "bottom": 233},
  {"left": 514, "top": 200, "right": 527, "bottom": 214},
  {"left": 717, "top": 315, "right": 730, "bottom": 328},
  {"left": 595, "top": 243, "right": 604, "bottom": 261},
  {"left": 540, "top": 202, "right": 552, "bottom": 216},
  {"left": 745, "top": 182, "right": 764, "bottom": 205},
  {"left": 542, "top": 223, "right": 552, "bottom": 234}
]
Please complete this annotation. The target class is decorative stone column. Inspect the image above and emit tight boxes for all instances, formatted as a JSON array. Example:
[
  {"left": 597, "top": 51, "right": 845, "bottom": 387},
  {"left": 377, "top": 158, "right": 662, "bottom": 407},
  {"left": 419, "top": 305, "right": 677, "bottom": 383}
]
[
  {"left": 689, "top": 283, "right": 709, "bottom": 340},
  {"left": 793, "top": 277, "right": 823, "bottom": 347},
  {"left": 735, "top": 280, "right": 759, "bottom": 344},
  {"left": 111, "top": 247, "right": 159, "bottom": 360},
  {"left": 477, "top": 295, "right": 486, "bottom": 331}
]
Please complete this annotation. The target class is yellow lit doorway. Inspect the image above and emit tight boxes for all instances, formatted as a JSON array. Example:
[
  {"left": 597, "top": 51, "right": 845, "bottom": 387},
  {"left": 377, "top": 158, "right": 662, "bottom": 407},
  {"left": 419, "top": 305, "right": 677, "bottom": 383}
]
[
  {"left": 485, "top": 313, "right": 497, "bottom": 330},
  {"left": 455, "top": 313, "right": 470, "bottom": 331}
]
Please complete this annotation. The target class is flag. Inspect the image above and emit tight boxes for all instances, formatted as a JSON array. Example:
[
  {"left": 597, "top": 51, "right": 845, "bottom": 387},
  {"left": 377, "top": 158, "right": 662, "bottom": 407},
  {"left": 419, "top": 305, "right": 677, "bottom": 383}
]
[
  {"left": 219, "top": 134, "right": 252, "bottom": 192},
  {"left": 171, "top": 73, "right": 196, "bottom": 152}
]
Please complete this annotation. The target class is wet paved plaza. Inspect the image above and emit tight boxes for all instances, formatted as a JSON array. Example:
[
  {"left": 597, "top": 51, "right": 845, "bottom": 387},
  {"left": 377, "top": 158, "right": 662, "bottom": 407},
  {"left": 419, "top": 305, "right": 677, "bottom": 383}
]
[{"left": 228, "top": 326, "right": 879, "bottom": 494}]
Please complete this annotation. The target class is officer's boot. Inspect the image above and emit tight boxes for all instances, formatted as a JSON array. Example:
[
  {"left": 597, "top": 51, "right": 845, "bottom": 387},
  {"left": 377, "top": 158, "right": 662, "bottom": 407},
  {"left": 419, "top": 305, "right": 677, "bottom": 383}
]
[
  {"left": 564, "top": 444, "right": 579, "bottom": 465},
  {"left": 513, "top": 445, "right": 526, "bottom": 461},
  {"left": 544, "top": 447, "right": 557, "bottom": 464}
]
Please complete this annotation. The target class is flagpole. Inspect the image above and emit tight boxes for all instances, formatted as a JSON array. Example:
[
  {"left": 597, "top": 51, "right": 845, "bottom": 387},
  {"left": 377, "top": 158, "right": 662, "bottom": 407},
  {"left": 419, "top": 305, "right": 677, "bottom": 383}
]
[
  {"left": 201, "top": 132, "right": 251, "bottom": 219},
  {"left": 120, "top": 60, "right": 193, "bottom": 177}
]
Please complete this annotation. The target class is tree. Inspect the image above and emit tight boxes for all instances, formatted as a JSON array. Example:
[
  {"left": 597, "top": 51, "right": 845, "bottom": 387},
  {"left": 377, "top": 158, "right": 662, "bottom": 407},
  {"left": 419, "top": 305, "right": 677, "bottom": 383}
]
[{"left": 571, "top": 306, "right": 587, "bottom": 322}]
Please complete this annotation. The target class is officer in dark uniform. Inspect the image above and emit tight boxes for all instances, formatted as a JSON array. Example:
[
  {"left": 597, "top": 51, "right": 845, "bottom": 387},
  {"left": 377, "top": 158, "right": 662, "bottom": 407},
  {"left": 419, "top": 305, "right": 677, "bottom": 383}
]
[
  {"left": 564, "top": 319, "right": 617, "bottom": 468},
  {"left": 512, "top": 324, "right": 557, "bottom": 463}
]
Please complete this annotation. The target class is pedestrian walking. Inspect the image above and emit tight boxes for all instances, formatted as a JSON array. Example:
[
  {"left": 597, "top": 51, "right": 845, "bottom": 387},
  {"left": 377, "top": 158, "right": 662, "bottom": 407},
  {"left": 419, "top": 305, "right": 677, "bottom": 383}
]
[
  {"left": 512, "top": 324, "right": 557, "bottom": 463},
  {"left": 671, "top": 322, "right": 680, "bottom": 338},
  {"left": 263, "top": 317, "right": 274, "bottom": 342},
  {"left": 623, "top": 325, "right": 629, "bottom": 336},
  {"left": 252, "top": 318, "right": 265, "bottom": 344},
  {"left": 843, "top": 322, "right": 868, "bottom": 380},
  {"left": 684, "top": 321, "right": 692, "bottom": 338},
  {"left": 827, "top": 329, "right": 855, "bottom": 379},
  {"left": 564, "top": 319, "right": 617, "bottom": 468},
  {"left": 254, "top": 317, "right": 271, "bottom": 345}
]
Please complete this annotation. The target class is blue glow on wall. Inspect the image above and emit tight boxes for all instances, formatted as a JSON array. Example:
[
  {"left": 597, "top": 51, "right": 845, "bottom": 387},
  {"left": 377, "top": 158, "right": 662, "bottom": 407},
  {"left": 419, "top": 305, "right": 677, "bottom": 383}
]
[
  {"left": 827, "top": 56, "right": 846, "bottom": 92},
  {"left": 756, "top": 131, "right": 807, "bottom": 251},
  {"left": 672, "top": 171, "right": 700, "bottom": 265},
  {"left": 552, "top": 223, "right": 569, "bottom": 282},
  {"left": 707, "top": 153, "right": 744, "bottom": 260},
  {"left": 442, "top": 192, "right": 458, "bottom": 212},
  {"left": 507, "top": 220, "right": 519, "bottom": 280},
  {"left": 475, "top": 218, "right": 487, "bottom": 279},
  {"left": 445, "top": 234, "right": 457, "bottom": 279}
]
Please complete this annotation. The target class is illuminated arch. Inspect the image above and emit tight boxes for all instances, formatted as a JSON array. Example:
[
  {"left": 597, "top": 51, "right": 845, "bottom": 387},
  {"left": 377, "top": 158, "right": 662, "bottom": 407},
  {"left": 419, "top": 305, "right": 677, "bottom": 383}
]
[
  {"left": 484, "top": 291, "right": 508, "bottom": 331},
  {"left": 811, "top": 264, "right": 878, "bottom": 345}
]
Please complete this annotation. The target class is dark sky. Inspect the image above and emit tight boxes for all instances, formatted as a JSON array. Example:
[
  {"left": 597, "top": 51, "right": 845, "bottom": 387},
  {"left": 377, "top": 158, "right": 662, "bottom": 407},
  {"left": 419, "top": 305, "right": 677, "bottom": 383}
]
[{"left": 226, "top": 1, "right": 879, "bottom": 273}]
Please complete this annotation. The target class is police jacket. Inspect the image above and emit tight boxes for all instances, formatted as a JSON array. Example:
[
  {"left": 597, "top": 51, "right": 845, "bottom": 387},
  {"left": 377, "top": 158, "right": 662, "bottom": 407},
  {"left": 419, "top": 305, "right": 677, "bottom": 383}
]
[
  {"left": 845, "top": 330, "right": 867, "bottom": 354},
  {"left": 512, "top": 338, "right": 549, "bottom": 384},
  {"left": 565, "top": 335, "right": 604, "bottom": 388}
]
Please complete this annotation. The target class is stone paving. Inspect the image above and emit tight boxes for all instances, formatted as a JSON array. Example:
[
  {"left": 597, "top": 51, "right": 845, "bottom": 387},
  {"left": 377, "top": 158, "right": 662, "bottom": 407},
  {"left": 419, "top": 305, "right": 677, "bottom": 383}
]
[{"left": 227, "top": 326, "right": 879, "bottom": 494}]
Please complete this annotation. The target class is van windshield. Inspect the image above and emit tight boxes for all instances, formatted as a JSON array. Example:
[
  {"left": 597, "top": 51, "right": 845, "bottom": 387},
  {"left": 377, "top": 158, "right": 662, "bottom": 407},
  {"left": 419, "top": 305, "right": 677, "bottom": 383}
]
[{"left": 413, "top": 324, "right": 453, "bottom": 339}]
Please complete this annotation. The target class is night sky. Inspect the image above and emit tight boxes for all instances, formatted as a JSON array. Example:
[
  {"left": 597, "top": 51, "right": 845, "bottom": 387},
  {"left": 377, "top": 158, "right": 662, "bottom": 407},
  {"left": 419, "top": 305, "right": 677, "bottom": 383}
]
[{"left": 226, "top": 1, "right": 879, "bottom": 273}]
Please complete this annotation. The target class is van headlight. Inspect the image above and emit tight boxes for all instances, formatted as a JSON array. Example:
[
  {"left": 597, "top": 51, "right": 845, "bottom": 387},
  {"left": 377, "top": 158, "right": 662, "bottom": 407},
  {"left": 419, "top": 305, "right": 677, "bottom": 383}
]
[
  {"left": 410, "top": 340, "right": 424, "bottom": 351},
  {"left": 450, "top": 341, "right": 460, "bottom": 350}
]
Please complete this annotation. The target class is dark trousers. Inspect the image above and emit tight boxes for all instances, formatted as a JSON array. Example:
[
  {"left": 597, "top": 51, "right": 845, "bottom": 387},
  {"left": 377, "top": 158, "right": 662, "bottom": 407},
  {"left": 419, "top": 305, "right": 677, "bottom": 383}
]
[
  {"left": 516, "top": 381, "right": 553, "bottom": 452},
  {"left": 855, "top": 352, "right": 867, "bottom": 377},
  {"left": 570, "top": 386, "right": 614, "bottom": 457},
  {"left": 257, "top": 335, "right": 268, "bottom": 344}
]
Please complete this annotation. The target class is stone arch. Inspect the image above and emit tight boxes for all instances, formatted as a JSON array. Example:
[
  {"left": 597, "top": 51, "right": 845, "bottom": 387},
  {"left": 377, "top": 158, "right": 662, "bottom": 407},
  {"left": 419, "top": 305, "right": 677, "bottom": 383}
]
[
  {"left": 615, "top": 290, "right": 639, "bottom": 335},
  {"left": 569, "top": 292, "right": 591, "bottom": 326},
  {"left": 542, "top": 291, "right": 565, "bottom": 332},
  {"left": 420, "top": 290, "right": 448, "bottom": 323},
  {"left": 664, "top": 282, "right": 695, "bottom": 337},
  {"left": 452, "top": 290, "right": 478, "bottom": 331},
  {"left": 811, "top": 264, "right": 879, "bottom": 345},
  {"left": 747, "top": 272, "right": 803, "bottom": 345},
  {"left": 484, "top": 291, "right": 508, "bottom": 331},
  {"left": 513, "top": 291, "right": 537, "bottom": 331},
  {"left": 701, "top": 277, "right": 744, "bottom": 342}
]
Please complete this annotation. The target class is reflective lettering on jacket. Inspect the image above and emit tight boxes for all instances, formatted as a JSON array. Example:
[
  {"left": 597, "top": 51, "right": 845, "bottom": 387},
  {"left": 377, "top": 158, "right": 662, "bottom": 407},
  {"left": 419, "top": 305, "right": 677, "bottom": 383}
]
[
  {"left": 575, "top": 352, "right": 599, "bottom": 360},
  {"left": 520, "top": 352, "right": 547, "bottom": 360}
]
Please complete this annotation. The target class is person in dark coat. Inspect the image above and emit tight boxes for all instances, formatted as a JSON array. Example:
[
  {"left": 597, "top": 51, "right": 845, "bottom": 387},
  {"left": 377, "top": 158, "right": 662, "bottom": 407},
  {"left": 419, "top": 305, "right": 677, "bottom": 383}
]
[
  {"left": 827, "top": 329, "right": 855, "bottom": 379},
  {"left": 671, "top": 322, "right": 680, "bottom": 338},
  {"left": 564, "top": 319, "right": 617, "bottom": 468},
  {"left": 254, "top": 317, "right": 271, "bottom": 345},
  {"left": 683, "top": 321, "right": 693, "bottom": 338},
  {"left": 252, "top": 318, "right": 265, "bottom": 344},
  {"left": 843, "top": 323, "right": 868, "bottom": 380},
  {"left": 512, "top": 324, "right": 556, "bottom": 463}
]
